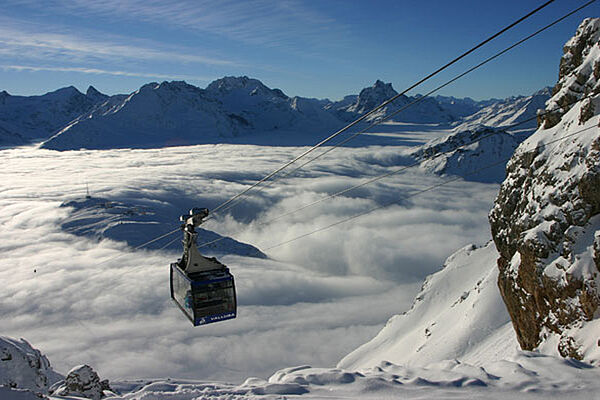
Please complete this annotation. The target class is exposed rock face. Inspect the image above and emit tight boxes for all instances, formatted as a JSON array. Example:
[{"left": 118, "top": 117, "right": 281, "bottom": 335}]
[
  {"left": 50, "top": 364, "right": 112, "bottom": 400},
  {"left": 539, "top": 18, "right": 600, "bottom": 129},
  {"left": 489, "top": 18, "right": 600, "bottom": 362}
]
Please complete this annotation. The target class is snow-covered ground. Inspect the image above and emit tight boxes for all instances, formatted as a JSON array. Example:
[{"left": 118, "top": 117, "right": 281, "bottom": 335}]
[{"left": 0, "top": 122, "right": 501, "bottom": 384}]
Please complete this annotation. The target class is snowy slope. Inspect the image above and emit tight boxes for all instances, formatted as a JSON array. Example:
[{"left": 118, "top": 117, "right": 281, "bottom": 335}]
[
  {"left": 338, "top": 242, "right": 515, "bottom": 370},
  {"left": 0, "top": 86, "right": 107, "bottom": 143},
  {"left": 412, "top": 125, "right": 522, "bottom": 183}
]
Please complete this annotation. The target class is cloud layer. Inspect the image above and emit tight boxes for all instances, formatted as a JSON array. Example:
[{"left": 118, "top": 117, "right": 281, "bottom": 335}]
[{"left": 0, "top": 126, "right": 499, "bottom": 382}]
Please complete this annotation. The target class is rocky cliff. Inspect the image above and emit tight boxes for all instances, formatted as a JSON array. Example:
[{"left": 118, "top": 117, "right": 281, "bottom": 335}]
[
  {"left": 489, "top": 18, "right": 600, "bottom": 362},
  {"left": 539, "top": 18, "right": 600, "bottom": 128}
]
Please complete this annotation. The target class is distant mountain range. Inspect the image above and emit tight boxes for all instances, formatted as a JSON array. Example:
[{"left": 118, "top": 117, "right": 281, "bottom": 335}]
[{"left": 0, "top": 77, "right": 550, "bottom": 150}]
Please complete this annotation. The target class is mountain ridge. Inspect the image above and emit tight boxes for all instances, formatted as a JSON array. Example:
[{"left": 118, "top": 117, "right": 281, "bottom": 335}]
[{"left": 0, "top": 76, "right": 550, "bottom": 150}]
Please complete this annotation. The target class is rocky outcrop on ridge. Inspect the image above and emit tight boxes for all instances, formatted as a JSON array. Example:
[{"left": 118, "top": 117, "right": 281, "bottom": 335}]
[
  {"left": 49, "top": 364, "right": 113, "bottom": 400},
  {"left": 489, "top": 18, "right": 600, "bottom": 362},
  {"left": 0, "top": 336, "right": 62, "bottom": 393}
]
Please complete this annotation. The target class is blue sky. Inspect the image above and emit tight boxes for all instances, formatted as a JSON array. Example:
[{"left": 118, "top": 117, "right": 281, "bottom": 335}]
[{"left": 1, "top": 0, "right": 598, "bottom": 100}]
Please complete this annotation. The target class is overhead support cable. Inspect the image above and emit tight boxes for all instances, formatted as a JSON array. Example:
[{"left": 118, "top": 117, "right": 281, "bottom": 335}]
[
  {"left": 198, "top": 92, "right": 596, "bottom": 250},
  {"left": 206, "top": 0, "right": 557, "bottom": 219},
  {"left": 271, "top": 0, "right": 596, "bottom": 181},
  {"left": 262, "top": 120, "right": 599, "bottom": 251},
  {"left": 71, "top": 0, "right": 581, "bottom": 262}
]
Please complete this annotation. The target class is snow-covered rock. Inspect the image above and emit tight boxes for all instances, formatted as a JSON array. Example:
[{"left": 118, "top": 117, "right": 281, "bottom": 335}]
[
  {"left": 489, "top": 18, "right": 600, "bottom": 363},
  {"left": 541, "top": 18, "right": 600, "bottom": 129},
  {"left": 0, "top": 336, "right": 62, "bottom": 393},
  {"left": 0, "top": 386, "right": 47, "bottom": 400},
  {"left": 50, "top": 364, "right": 112, "bottom": 400}
]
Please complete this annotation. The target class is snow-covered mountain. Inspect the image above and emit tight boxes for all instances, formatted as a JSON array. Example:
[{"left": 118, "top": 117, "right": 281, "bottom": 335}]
[
  {"left": 410, "top": 87, "right": 551, "bottom": 184},
  {"left": 434, "top": 94, "right": 498, "bottom": 118},
  {"left": 39, "top": 78, "right": 345, "bottom": 150},
  {"left": 454, "top": 87, "right": 551, "bottom": 131},
  {"left": 412, "top": 125, "right": 522, "bottom": 183},
  {"left": 489, "top": 17, "right": 600, "bottom": 363},
  {"left": 40, "top": 81, "right": 240, "bottom": 150},
  {"left": 205, "top": 76, "right": 342, "bottom": 133},
  {"left": 0, "top": 86, "right": 107, "bottom": 144},
  {"left": 0, "top": 76, "right": 548, "bottom": 150},
  {"left": 330, "top": 80, "right": 461, "bottom": 124}
]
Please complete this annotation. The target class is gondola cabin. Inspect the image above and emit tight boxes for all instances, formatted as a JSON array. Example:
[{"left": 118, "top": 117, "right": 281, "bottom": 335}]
[
  {"left": 170, "top": 260, "right": 236, "bottom": 326},
  {"left": 170, "top": 208, "right": 237, "bottom": 326}
]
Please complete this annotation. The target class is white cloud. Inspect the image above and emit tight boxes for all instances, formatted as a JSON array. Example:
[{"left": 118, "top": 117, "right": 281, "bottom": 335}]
[
  {"left": 0, "top": 18, "right": 238, "bottom": 67},
  {"left": 0, "top": 129, "right": 499, "bottom": 382},
  {"left": 15, "top": 0, "right": 348, "bottom": 50},
  {"left": 0, "top": 65, "right": 212, "bottom": 82}
]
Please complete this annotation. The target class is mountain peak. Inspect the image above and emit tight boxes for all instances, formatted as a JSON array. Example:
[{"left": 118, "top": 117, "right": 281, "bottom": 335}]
[
  {"left": 86, "top": 86, "right": 108, "bottom": 102},
  {"left": 86, "top": 85, "right": 102, "bottom": 97},
  {"left": 48, "top": 86, "right": 82, "bottom": 97},
  {"left": 345, "top": 80, "right": 398, "bottom": 115},
  {"left": 206, "top": 76, "right": 288, "bottom": 99}
]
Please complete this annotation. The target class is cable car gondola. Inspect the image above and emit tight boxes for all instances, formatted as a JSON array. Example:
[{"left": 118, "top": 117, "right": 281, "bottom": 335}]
[{"left": 170, "top": 208, "right": 236, "bottom": 326}]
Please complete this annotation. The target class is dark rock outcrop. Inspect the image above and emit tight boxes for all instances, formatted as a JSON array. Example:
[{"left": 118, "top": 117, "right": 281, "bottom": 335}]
[{"left": 50, "top": 364, "right": 112, "bottom": 400}]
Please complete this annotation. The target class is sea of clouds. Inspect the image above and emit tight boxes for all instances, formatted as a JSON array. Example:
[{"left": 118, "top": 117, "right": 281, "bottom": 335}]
[{"left": 0, "top": 124, "right": 500, "bottom": 382}]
